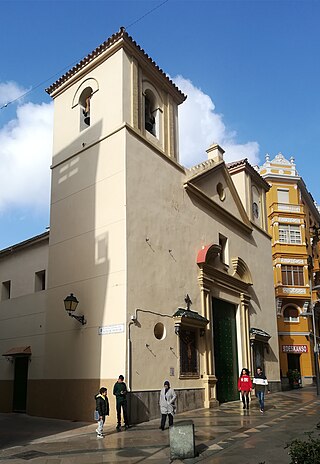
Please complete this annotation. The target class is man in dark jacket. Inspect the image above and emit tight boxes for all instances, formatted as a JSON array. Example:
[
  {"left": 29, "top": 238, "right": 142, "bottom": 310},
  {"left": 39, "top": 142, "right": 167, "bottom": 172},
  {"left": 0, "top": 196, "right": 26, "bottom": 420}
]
[
  {"left": 253, "top": 367, "right": 270, "bottom": 412},
  {"left": 113, "top": 375, "right": 129, "bottom": 431},
  {"left": 95, "top": 387, "right": 109, "bottom": 438}
]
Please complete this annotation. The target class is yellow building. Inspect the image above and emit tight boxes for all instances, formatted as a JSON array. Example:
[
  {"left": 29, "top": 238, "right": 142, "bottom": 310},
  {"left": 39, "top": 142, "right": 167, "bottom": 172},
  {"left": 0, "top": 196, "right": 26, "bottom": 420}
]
[{"left": 260, "top": 153, "right": 320, "bottom": 387}]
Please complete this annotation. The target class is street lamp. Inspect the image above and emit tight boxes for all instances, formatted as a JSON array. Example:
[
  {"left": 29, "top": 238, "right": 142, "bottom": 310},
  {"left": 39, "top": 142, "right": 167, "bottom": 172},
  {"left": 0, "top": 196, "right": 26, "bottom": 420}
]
[
  {"left": 311, "top": 285, "right": 320, "bottom": 395},
  {"left": 63, "top": 293, "right": 87, "bottom": 325},
  {"left": 302, "top": 285, "right": 320, "bottom": 395}
]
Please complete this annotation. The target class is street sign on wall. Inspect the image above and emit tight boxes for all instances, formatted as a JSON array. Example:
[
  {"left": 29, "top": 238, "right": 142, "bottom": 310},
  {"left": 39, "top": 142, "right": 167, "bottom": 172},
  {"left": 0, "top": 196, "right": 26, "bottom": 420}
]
[{"left": 98, "top": 324, "right": 125, "bottom": 335}]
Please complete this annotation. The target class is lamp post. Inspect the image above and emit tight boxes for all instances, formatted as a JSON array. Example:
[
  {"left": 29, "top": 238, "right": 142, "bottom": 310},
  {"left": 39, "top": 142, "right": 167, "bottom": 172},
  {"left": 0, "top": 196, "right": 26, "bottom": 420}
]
[
  {"left": 311, "top": 285, "right": 320, "bottom": 395},
  {"left": 301, "top": 286, "right": 320, "bottom": 394},
  {"left": 64, "top": 293, "right": 87, "bottom": 325},
  {"left": 311, "top": 305, "right": 320, "bottom": 395}
]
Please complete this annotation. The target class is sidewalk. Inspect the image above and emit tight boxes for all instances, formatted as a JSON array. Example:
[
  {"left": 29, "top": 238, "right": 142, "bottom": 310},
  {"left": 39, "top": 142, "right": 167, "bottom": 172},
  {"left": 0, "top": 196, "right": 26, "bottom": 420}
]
[{"left": 0, "top": 387, "right": 319, "bottom": 463}]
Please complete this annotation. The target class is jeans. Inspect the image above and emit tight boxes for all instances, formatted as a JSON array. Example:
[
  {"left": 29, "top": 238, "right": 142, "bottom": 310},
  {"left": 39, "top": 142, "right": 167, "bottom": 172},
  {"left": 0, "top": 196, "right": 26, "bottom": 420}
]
[
  {"left": 257, "top": 390, "right": 265, "bottom": 410},
  {"left": 97, "top": 417, "right": 105, "bottom": 434}
]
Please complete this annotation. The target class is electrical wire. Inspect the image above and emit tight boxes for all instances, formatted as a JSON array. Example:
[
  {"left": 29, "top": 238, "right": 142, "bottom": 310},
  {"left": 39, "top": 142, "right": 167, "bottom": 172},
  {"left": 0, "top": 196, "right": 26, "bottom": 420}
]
[
  {"left": 0, "top": 61, "right": 81, "bottom": 110},
  {"left": 0, "top": 0, "right": 170, "bottom": 111},
  {"left": 125, "top": 0, "right": 169, "bottom": 29}
]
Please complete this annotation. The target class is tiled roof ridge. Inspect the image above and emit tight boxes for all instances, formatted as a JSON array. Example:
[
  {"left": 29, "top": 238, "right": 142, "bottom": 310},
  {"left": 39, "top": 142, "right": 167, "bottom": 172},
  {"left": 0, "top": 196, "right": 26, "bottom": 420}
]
[
  {"left": 227, "top": 157, "right": 270, "bottom": 189},
  {"left": 46, "top": 27, "right": 186, "bottom": 100},
  {"left": 186, "top": 158, "right": 216, "bottom": 174},
  {"left": 226, "top": 158, "right": 248, "bottom": 169}
]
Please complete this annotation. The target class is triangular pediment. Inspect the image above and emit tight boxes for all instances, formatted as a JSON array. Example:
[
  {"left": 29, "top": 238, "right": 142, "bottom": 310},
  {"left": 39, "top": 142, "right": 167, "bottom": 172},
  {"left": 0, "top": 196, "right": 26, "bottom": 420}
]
[{"left": 184, "top": 161, "right": 252, "bottom": 233}]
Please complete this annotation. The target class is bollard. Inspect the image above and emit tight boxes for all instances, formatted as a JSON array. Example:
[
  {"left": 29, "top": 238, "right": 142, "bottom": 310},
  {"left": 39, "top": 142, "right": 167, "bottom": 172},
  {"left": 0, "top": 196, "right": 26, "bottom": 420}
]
[{"left": 169, "top": 420, "right": 195, "bottom": 459}]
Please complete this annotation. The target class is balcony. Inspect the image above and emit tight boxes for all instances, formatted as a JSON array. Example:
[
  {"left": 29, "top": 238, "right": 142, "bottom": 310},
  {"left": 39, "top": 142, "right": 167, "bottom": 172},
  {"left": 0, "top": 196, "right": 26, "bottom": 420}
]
[
  {"left": 270, "top": 203, "right": 302, "bottom": 214},
  {"left": 275, "top": 285, "right": 310, "bottom": 298},
  {"left": 313, "top": 258, "right": 320, "bottom": 272}
]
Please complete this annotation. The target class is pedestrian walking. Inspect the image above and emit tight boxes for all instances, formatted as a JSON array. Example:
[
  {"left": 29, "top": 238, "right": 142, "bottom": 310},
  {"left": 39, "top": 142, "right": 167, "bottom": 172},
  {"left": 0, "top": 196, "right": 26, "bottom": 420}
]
[
  {"left": 253, "top": 367, "right": 270, "bottom": 412},
  {"left": 159, "top": 380, "right": 177, "bottom": 430},
  {"left": 94, "top": 387, "right": 109, "bottom": 438},
  {"left": 113, "top": 375, "right": 129, "bottom": 431},
  {"left": 238, "top": 368, "right": 252, "bottom": 409}
]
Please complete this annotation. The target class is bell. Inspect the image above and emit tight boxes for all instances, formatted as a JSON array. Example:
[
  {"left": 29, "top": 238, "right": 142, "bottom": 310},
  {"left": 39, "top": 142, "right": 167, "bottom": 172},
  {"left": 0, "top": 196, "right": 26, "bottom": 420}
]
[{"left": 83, "top": 110, "right": 90, "bottom": 126}]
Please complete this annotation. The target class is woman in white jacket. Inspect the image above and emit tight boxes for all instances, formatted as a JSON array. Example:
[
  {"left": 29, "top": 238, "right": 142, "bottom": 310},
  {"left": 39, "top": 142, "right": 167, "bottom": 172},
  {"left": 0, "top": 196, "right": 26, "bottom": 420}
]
[{"left": 159, "top": 380, "right": 176, "bottom": 430}]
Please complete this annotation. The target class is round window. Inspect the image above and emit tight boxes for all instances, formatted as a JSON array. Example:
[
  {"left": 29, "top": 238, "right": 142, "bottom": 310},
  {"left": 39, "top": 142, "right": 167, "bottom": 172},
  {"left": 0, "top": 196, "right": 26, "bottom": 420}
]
[
  {"left": 154, "top": 322, "right": 166, "bottom": 340},
  {"left": 217, "top": 182, "right": 225, "bottom": 201}
]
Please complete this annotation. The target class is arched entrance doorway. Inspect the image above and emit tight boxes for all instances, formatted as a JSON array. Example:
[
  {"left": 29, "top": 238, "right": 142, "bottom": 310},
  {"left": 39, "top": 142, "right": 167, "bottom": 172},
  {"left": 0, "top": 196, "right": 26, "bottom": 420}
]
[
  {"left": 212, "top": 298, "right": 239, "bottom": 402},
  {"left": 197, "top": 244, "right": 253, "bottom": 406}
]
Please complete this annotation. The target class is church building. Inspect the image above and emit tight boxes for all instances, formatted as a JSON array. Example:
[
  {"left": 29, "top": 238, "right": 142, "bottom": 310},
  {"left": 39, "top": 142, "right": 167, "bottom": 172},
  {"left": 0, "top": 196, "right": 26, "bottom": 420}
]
[{"left": 0, "top": 29, "right": 280, "bottom": 423}]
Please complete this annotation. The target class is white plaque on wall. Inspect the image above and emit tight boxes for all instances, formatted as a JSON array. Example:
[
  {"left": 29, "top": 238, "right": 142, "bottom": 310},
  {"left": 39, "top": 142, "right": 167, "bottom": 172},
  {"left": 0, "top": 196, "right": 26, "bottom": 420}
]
[{"left": 98, "top": 324, "right": 125, "bottom": 335}]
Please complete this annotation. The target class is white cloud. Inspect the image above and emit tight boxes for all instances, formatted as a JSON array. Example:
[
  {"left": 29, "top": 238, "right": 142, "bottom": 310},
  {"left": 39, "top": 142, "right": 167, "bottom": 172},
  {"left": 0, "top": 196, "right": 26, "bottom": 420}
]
[
  {"left": 175, "top": 76, "right": 260, "bottom": 167},
  {"left": 0, "top": 76, "right": 259, "bottom": 214},
  {"left": 0, "top": 81, "right": 28, "bottom": 107},
  {"left": 0, "top": 99, "right": 53, "bottom": 212}
]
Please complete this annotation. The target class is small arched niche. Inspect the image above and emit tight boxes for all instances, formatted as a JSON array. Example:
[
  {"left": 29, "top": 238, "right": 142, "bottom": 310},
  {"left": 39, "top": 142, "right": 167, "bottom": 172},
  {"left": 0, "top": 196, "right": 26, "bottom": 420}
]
[
  {"left": 145, "top": 89, "right": 156, "bottom": 136},
  {"left": 251, "top": 185, "right": 261, "bottom": 222},
  {"left": 72, "top": 78, "right": 99, "bottom": 131},
  {"left": 79, "top": 87, "right": 93, "bottom": 130},
  {"left": 142, "top": 81, "right": 163, "bottom": 142}
]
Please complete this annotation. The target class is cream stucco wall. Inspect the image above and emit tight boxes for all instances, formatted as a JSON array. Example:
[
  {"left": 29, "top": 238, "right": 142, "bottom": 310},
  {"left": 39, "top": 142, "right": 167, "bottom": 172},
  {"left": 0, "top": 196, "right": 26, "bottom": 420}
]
[
  {"left": 0, "top": 239, "right": 48, "bottom": 383},
  {"left": 125, "top": 130, "right": 280, "bottom": 392},
  {"left": 52, "top": 49, "right": 126, "bottom": 165},
  {"left": 46, "top": 128, "right": 127, "bottom": 382}
]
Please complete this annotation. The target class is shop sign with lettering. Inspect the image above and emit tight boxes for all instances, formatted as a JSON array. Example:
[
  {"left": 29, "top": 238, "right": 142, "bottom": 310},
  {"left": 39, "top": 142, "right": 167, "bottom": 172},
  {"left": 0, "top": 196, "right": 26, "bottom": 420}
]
[{"left": 282, "top": 345, "right": 308, "bottom": 353}]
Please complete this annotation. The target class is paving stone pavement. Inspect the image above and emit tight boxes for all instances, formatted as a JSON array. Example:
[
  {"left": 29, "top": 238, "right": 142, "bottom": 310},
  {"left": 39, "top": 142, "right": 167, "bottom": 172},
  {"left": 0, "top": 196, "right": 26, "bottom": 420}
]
[{"left": 0, "top": 388, "right": 319, "bottom": 463}]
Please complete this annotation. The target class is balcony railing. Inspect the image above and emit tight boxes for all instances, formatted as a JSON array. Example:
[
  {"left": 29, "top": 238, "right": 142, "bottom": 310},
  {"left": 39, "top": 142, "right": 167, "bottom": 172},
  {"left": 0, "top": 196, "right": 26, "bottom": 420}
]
[
  {"left": 271, "top": 203, "right": 302, "bottom": 213},
  {"left": 275, "top": 285, "right": 309, "bottom": 297}
]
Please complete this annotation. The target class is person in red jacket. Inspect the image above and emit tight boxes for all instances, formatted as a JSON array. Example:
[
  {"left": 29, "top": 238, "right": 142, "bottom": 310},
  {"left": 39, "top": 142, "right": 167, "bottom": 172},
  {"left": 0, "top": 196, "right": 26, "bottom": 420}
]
[{"left": 238, "top": 368, "right": 252, "bottom": 409}]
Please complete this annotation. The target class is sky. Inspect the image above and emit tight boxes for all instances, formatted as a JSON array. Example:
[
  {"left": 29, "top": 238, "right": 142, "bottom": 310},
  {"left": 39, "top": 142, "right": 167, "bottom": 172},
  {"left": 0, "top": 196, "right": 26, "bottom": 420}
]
[{"left": 0, "top": 0, "right": 319, "bottom": 249}]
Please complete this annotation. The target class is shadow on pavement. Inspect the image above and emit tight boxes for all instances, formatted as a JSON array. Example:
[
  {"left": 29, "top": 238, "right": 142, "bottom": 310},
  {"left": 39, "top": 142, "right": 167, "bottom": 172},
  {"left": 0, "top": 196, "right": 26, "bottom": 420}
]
[{"left": 0, "top": 413, "right": 89, "bottom": 449}]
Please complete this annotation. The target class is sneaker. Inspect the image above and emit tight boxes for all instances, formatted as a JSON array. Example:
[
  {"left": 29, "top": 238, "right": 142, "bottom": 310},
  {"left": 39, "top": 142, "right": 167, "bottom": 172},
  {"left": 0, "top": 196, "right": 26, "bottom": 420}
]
[
  {"left": 116, "top": 425, "right": 121, "bottom": 432},
  {"left": 97, "top": 434, "right": 103, "bottom": 439},
  {"left": 260, "top": 409, "right": 264, "bottom": 413}
]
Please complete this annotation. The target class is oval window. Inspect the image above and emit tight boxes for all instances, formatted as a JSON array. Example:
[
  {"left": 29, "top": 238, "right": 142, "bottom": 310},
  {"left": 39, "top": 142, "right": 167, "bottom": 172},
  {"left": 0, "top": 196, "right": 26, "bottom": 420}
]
[
  {"left": 217, "top": 182, "right": 225, "bottom": 201},
  {"left": 154, "top": 322, "right": 166, "bottom": 340}
]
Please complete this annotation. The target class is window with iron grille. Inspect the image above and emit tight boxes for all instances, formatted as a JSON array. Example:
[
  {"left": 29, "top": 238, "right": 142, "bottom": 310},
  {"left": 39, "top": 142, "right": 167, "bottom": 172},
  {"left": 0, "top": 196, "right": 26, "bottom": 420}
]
[
  {"left": 179, "top": 328, "right": 199, "bottom": 378},
  {"left": 279, "top": 224, "right": 301, "bottom": 244},
  {"left": 281, "top": 265, "right": 304, "bottom": 286}
]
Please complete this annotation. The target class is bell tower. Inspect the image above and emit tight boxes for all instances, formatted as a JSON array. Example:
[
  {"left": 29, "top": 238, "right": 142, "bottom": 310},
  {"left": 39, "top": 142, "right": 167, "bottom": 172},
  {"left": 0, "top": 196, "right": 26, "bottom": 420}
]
[{"left": 43, "top": 29, "right": 186, "bottom": 421}]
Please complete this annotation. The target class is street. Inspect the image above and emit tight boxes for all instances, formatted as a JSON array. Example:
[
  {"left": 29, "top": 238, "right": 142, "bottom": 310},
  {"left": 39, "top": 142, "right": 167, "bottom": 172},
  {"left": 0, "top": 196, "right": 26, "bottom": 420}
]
[{"left": 0, "top": 387, "right": 319, "bottom": 463}]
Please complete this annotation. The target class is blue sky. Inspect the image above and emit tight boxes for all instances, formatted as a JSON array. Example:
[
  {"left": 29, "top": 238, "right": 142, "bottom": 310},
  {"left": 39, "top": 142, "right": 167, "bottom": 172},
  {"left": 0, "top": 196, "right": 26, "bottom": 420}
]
[{"left": 0, "top": 0, "right": 319, "bottom": 249}]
